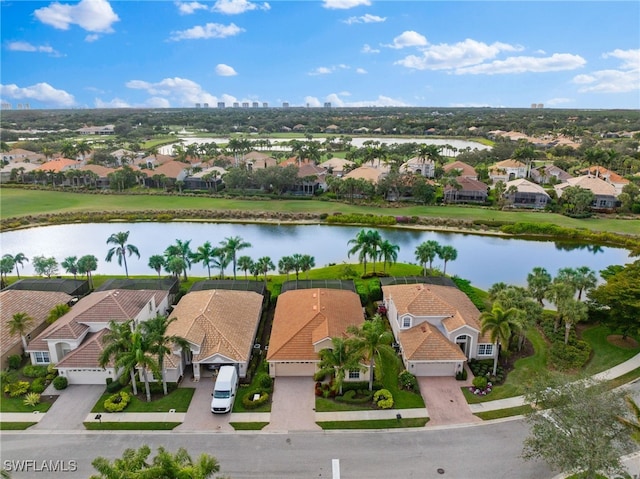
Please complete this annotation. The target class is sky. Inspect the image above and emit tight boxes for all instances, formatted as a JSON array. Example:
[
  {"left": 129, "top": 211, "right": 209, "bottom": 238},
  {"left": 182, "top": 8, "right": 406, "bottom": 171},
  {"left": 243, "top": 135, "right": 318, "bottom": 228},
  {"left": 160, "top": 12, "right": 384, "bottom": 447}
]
[{"left": 1, "top": 0, "right": 639, "bottom": 110}]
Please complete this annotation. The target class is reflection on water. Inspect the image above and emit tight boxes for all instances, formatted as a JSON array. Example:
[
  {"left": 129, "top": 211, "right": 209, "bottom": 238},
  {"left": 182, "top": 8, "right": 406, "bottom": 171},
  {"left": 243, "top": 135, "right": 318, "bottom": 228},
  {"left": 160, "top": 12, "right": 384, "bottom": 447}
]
[{"left": 0, "top": 222, "right": 632, "bottom": 290}]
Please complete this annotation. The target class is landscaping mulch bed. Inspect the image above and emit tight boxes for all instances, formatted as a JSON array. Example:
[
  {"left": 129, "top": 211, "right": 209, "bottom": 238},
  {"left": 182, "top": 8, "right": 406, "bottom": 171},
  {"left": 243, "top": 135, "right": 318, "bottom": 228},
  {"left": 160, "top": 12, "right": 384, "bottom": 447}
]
[{"left": 607, "top": 334, "right": 639, "bottom": 349}]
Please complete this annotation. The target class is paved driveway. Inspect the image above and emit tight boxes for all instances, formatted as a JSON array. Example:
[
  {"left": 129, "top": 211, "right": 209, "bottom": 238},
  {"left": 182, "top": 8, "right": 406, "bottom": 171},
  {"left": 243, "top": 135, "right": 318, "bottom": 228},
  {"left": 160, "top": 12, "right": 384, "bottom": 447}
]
[
  {"left": 264, "top": 377, "right": 320, "bottom": 432},
  {"left": 33, "top": 385, "right": 104, "bottom": 431},
  {"left": 175, "top": 377, "right": 234, "bottom": 432},
  {"left": 418, "top": 377, "right": 481, "bottom": 427}
]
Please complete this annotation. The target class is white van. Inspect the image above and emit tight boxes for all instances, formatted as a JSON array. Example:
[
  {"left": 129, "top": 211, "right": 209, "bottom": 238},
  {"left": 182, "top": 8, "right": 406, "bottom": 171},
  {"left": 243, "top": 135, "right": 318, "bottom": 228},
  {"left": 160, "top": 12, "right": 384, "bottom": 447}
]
[{"left": 211, "top": 366, "right": 238, "bottom": 414}]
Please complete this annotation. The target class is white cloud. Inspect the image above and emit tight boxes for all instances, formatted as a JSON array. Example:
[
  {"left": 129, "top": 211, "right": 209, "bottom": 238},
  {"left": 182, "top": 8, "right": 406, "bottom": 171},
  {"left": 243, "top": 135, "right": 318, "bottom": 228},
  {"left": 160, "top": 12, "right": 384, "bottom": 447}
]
[
  {"left": 603, "top": 48, "right": 640, "bottom": 70},
  {"left": 125, "top": 76, "right": 228, "bottom": 107},
  {"left": 456, "top": 53, "right": 586, "bottom": 75},
  {"left": 0, "top": 82, "right": 75, "bottom": 107},
  {"left": 325, "top": 92, "right": 409, "bottom": 107},
  {"left": 572, "top": 48, "right": 639, "bottom": 94},
  {"left": 356, "top": 68, "right": 367, "bottom": 74},
  {"left": 212, "top": 0, "right": 270, "bottom": 14},
  {"left": 362, "top": 44, "right": 379, "bottom": 54},
  {"left": 216, "top": 64, "right": 238, "bottom": 76},
  {"left": 343, "top": 13, "right": 386, "bottom": 24},
  {"left": 175, "top": 1, "right": 208, "bottom": 15},
  {"left": 308, "top": 64, "right": 349, "bottom": 76},
  {"left": 545, "top": 97, "right": 572, "bottom": 106},
  {"left": 94, "top": 97, "right": 131, "bottom": 108},
  {"left": 85, "top": 34, "right": 100, "bottom": 42},
  {"left": 395, "top": 39, "right": 521, "bottom": 70},
  {"left": 7, "top": 41, "right": 59, "bottom": 55},
  {"left": 34, "top": 0, "right": 119, "bottom": 33},
  {"left": 169, "top": 22, "right": 244, "bottom": 41},
  {"left": 384, "top": 31, "right": 428, "bottom": 49},
  {"left": 323, "top": 0, "right": 371, "bottom": 9},
  {"left": 450, "top": 102, "right": 499, "bottom": 108},
  {"left": 304, "top": 96, "right": 322, "bottom": 107},
  {"left": 145, "top": 97, "right": 172, "bottom": 108}
]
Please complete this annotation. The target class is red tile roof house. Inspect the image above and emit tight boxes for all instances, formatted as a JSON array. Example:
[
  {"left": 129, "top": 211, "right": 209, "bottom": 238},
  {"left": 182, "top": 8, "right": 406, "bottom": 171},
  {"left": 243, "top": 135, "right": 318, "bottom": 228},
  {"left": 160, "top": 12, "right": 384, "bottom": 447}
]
[
  {"left": 580, "top": 165, "right": 630, "bottom": 195},
  {"left": 488, "top": 159, "right": 527, "bottom": 183},
  {"left": 443, "top": 177, "right": 488, "bottom": 204},
  {"left": 443, "top": 161, "right": 478, "bottom": 180},
  {"left": 267, "top": 288, "right": 371, "bottom": 382},
  {"left": 0, "top": 290, "right": 73, "bottom": 369},
  {"left": 382, "top": 283, "right": 497, "bottom": 376},
  {"left": 25, "top": 289, "right": 169, "bottom": 385},
  {"left": 164, "top": 289, "right": 264, "bottom": 381}
]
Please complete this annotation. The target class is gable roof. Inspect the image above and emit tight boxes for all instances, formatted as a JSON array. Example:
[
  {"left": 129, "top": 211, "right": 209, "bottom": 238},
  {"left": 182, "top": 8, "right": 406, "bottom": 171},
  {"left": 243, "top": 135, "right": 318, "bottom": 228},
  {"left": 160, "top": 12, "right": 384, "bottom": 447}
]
[
  {"left": 443, "top": 161, "right": 477, "bottom": 177},
  {"left": 505, "top": 178, "right": 550, "bottom": 196},
  {"left": 267, "top": 289, "right": 363, "bottom": 361},
  {"left": 167, "top": 289, "right": 263, "bottom": 363},
  {"left": 55, "top": 330, "right": 110, "bottom": 368},
  {"left": 36, "top": 158, "right": 78, "bottom": 173},
  {"left": 444, "top": 177, "right": 487, "bottom": 193},
  {"left": 555, "top": 175, "right": 618, "bottom": 197},
  {"left": 580, "top": 166, "right": 630, "bottom": 185},
  {"left": 152, "top": 160, "right": 191, "bottom": 179},
  {"left": 342, "top": 165, "right": 385, "bottom": 183},
  {"left": 492, "top": 159, "right": 526, "bottom": 169},
  {"left": 399, "top": 322, "right": 467, "bottom": 361}
]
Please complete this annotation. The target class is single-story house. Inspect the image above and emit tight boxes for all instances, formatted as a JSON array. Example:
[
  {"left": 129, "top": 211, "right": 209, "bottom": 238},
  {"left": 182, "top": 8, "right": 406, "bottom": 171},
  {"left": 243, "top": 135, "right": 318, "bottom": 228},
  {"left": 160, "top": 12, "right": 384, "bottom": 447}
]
[
  {"left": 400, "top": 157, "right": 435, "bottom": 178},
  {"left": 0, "top": 161, "right": 41, "bottom": 183},
  {"left": 294, "top": 163, "right": 328, "bottom": 195},
  {"left": 0, "top": 290, "right": 73, "bottom": 369},
  {"left": 164, "top": 289, "right": 264, "bottom": 381},
  {"left": 319, "top": 157, "right": 355, "bottom": 177},
  {"left": 530, "top": 164, "right": 572, "bottom": 185},
  {"left": 244, "top": 151, "right": 277, "bottom": 170},
  {"left": 267, "top": 288, "right": 370, "bottom": 381},
  {"left": 25, "top": 289, "right": 169, "bottom": 385},
  {"left": 504, "top": 178, "right": 550, "bottom": 209},
  {"left": 382, "top": 283, "right": 497, "bottom": 376},
  {"left": 342, "top": 165, "right": 386, "bottom": 184},
  {"left": 443, "top": 161, "right": 478, "bottom": 180},
  {"left": 489, "top": 159, "right": 527, "bottom": 183},
  {"left": 443, "top": 177, "right": 488, "bottom": 204},
  {"left": 554, "top": 175, "right": 619, "bottom": 209}
]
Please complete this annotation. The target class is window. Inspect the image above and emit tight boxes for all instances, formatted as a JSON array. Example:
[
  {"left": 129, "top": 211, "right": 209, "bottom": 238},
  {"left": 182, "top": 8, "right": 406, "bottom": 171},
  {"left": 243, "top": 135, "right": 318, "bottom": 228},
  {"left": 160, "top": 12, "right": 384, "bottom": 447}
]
[
  {"left": 478, "top": 344, "right": 494, "bottom": 356},
  {"left": 402, "top": 317, "right": 411, "bottom": 328},
  {"left": 348, "top": 370, "right": 360, "bottom": 379},
  {"left": 33, "top": 351, "right": 50, "bottom": 364}
]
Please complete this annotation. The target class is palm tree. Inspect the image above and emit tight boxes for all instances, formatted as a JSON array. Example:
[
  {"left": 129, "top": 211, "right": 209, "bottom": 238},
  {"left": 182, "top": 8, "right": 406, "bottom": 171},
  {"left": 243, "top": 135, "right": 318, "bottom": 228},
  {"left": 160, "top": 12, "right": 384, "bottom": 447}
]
[
  {"left": 120, "top": 326, "right": 158, "bottom": 402},
  {"left": 9, "top": 312, "right": 33, "bottom": 353},
  {"left": 148, "top": 255, "right": 166, "bottom": 278},
  {"left": 291, "top": 253, "right": 304, "bottom": 280},
  {"left": 220, "top": 236, "right": 252, "bottom": 280},
  {"left": 192, "top": 241, "right": 216, "bottom": 279},
  {"left": 105, "top": 231, "right": 140, "bottom": 278},
  {"left": 164, "top": 239, "right": 193, "bottom": 281},
  {"left": 165, "top": 256, "right": 184, "bottom": 280},
  {"left": 256, "top": 256, "right": 274, "bottom": 284},
  {"left": 378, "top": 240, "right": 399, "bottom": 273},
  {"left": 365, "top": 230, "right": 383, "bottom": 274},
  {"left": 527, "top": 267, "right": 552, "bottom": 306},
  {"left": 347, "top": 314, "right": 395, "bottom": 391},
  {"left": 572, "top": 266, "right": 598, "bottom": 301},
  {"left": 480, "top": 304, "right": 521, "bottom": 375},
  {"left": 278, "top": 256, "right": 294, "bottom": 280},
  {"left": 0, "top": 255, "right": 15, "bottom": 288},
  {"left": 558, "top": 297, "right": 589, "bottom": 345},
  {"left": 75, "top": 140, "right": 92, "bottom": 162},
  {"left": 415, "top": 240, "right": 440, "bottom": 275},
  {"left": 47, "top": 303, "right": 70, "bottom": 324},
  {"left": 10, "top": 252, "right": 28, "bottom": 279},
  {"left": 211, "top": 247, "right": 231, "bottom": 279},
  {"left": 317, "top": 337, "right": 361, "bottom": 395},
  {"left": 77, "top": 254, "right": 98, "bottom": 289},
  {"left": 99, "top": 320, "right": 139, "bottom": 396},
  {"left": 237, "top": 256, "right": 254, "bottom": 280},
  {"left": 546, "top": 279, "right": 576, "bottom": 332},
  {"left": 61, "top": 256, "right": 79, "bottom": 279},
  {"left": 141, "top": 315, "right": 189, "bottom": 396},
  {"left": 438, "top": 245, "right": 458, "bottom": 275},
  {"left": 347, "top": 229, "right": 374, "bottom": 275},
  {"left": 300, "top": 254, "right": 316, "bottom": 279}
]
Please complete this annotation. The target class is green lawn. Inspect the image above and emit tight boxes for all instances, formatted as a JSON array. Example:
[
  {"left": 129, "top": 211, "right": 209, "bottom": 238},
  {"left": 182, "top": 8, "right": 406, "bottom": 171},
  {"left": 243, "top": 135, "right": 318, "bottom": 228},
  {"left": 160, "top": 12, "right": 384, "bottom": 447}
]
[
  {"left": 582, "top": 325, "right": 640, "bottom": 374},
  {"left": 229, "top": 422, "right": 269, "bottom": 430},
  {"left": 317, "top": 417, "right": 428, "bottom": 429},
  {"left": 0, "top": 395, "right": 54, "bottom": 413},
  {"left": 474, "top": 405, "right": 533, "bottom": 420},
  {"left": 0, "top": 422, "right": 38, "bottom": 430},
  {"left": 233, "top": 366, "right": 272, "bottom": 413},
  {"left": 315, "top": 397, "right": 372, "bottom": 412},
  {"left": 83, "top": 422, "right": 180, "bottom": 430},
  {"left": 2, "top": 188, "right": 638, "bottom": 235},
  {"left": 606, "top": 367, "right": 640, "bottom": 390},
  {"left": 91, "top": 387, "right": 195, "bottom": 413}
]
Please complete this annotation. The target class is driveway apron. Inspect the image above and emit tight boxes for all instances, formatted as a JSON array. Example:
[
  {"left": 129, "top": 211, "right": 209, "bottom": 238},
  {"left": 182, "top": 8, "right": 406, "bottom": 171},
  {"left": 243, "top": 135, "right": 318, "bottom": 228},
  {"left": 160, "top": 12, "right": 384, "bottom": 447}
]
[
  {"left": 418, "top": 377, "right": 481, "bottom": 426},
  {"left": 175, "top": 377, "right": 234, "bottom": 432},
  {"left": 33, "top": 385, "right": 104, "bottom": 431},
  {"left": 265, "top": 377, "right": 320, "bottom": 432}
]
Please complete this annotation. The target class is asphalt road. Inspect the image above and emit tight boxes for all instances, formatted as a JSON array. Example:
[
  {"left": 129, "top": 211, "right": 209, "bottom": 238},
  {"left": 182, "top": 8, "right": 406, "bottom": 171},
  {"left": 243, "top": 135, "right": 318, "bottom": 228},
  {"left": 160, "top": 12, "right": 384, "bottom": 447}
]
[{"left": 1, "top": 420, "right": 552, "bottom": 479}]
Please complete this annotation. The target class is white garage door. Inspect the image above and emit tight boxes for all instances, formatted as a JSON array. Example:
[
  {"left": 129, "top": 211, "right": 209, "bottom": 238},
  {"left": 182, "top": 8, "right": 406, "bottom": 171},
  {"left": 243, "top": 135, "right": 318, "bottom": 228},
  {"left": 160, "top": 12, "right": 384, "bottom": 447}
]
[
  {"left": 411, "top": 362, "right": 457, "bottom": 377},
  {"left": 62, "top": 369, "right": 110, "bottom": 385},
  {"left": 273, "top": 362, "right": 317, "bottom": 377}
]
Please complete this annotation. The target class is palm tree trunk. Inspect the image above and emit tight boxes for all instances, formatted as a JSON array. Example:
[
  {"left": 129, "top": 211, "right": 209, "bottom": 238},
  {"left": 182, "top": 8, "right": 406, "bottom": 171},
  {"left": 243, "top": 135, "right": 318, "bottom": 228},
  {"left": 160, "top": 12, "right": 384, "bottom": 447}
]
[
  {"left": 142, "top": 369, "right": 151, "bottom": 402},
  {"left": 369, "top": 357, "right": 374, "bottom": 391},
  {"left": 564, "top": 321, "right": 571, "bottom": 345},
  {"left": 492, "top": 344, "right": 499, "bottom": 376},
  {"left": 123, "top": 255, "right": 129, "bottom": 278},
  {"left": 130, "top": 369, "right": 138, "bottom": 396},
  {"left": 21, "top": 335, "right": 28, "bottom": 354}
]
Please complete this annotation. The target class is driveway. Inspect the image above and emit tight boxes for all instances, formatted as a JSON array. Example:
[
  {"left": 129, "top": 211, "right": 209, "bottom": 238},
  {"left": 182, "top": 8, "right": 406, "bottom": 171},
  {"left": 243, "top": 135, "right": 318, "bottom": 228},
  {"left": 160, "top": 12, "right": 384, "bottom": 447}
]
[
  {"left": 418, "top": 377, "right": 481, "bottom": 427},
  {"left": 175, "top": 376, "right": 234, "bottom": 432},
  {"left": 264, "top": 377, "right": 320, "bottom": 432},
  {"left": 32, "top": 385, "right": 104, "bottom": 431}
]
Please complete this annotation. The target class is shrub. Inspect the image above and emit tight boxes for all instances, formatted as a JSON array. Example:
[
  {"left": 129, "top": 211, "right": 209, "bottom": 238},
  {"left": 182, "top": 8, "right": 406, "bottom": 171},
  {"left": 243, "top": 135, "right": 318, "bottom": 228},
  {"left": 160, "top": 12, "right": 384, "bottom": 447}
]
[
  {"left": 548, "top": 341, "right": 591, "bottom": 371},
  {"left": 472, "top": 376, "right": 488, "bottom": 389},
  {"left": 373, "top": 389, "right": 394, "bottom": 409},
  {"left": 23, "top": 392, "right": 41, "bottom": 407},
  {"left": 256, "top": 372, "right": 273, "bottom": 392},
  {"left": 105, "top": 378, "right": 123, "bottom": 393},
  {"left": 313, "top": 370, "right": 329, "bottom": 382},
  {"left": 30, "top": 377, "right": 46, "bottom": 394},
  {"left": 455, "top": 368, "right": 468, "bottom": 381},
  {"left": 22, "top": 365, "right": 48, "bottom": 378},
  {"left": 52, "top": 376, "right": 68, "bottom": 390},
  {"left": 104, "top": 391, "right": 131, "bottom": 412},
  {"left": 241, "top": 389, "right": 270, "bottom": 409},
  {"left": 398, "top": 370, "right": 419, "bottom": 392},
  {"left": 8, "top": 354, "right": 22, "bottom": 370},
  {"left": 5, "top": 381, "right": 30, "bottom": 397},
  {"left": 0, "top": 371, "right": 18, "bottom": 390},
  {"left": 335, "top": 389, "right": 373, "bottom": 404}
]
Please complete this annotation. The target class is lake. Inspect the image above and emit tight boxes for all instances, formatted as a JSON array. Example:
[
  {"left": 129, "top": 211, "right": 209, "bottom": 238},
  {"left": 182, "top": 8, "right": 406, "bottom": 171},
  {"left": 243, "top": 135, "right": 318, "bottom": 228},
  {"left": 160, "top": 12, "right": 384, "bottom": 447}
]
[{"left": 0, "top": 223, "right": 632, "bottom": 290}]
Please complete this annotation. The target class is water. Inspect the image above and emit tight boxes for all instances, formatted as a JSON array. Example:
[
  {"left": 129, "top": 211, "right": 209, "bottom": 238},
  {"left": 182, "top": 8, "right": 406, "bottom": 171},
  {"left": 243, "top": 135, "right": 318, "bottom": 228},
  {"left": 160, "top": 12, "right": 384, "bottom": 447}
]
[{"left": 0, "top": 222, "right": 631, "bottom": 290}]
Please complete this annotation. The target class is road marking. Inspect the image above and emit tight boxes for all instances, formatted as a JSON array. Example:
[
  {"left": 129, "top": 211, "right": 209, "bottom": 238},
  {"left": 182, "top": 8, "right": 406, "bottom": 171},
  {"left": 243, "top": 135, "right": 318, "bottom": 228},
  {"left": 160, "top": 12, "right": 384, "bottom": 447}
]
[{"left": 332, "top": 458, "right": 340, "bottom": 479}]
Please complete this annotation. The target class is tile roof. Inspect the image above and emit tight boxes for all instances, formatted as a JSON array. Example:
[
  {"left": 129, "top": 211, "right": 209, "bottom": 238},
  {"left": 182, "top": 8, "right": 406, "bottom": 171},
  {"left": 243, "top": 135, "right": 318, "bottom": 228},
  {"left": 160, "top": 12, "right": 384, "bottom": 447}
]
[
  {"left": 152, "top": 160, "right": 191, "bottom": 179},
  {"left": 443, "top": 161, "right": 477, "bottom": 177},
  {"left": 492, "top": 159, "right": 526, "bottom": 169},
  {"left": 505, "top": 178, "right": 550, "bottom": 195},
  {"left": 167, "top": 290, "right": 263, "bottom": 363},
  {"left": 555, "top": 175, "right": 618, "bottom": 197},
  {"left": 267, "top": 289, "right": 364, "bottom": 361},
  {"left": 342, "top": 166, "right": 385, "bottom": 184},
  {"left": 297, "top": 163, "right": 327, "bottom": 178},
  {"left": 319, "top": 157, "right": 355, "bottom": 171},
  {"left": 399, "top": 322, "right": 467, "bottom": 361},
  {"left": 444, "top": 177, "right": 488, "bottom": 193},
  {"left": 55, "top": 330, "right": 110, "bottom": 368},
  {"left": 0, "top": 290, "right": 72, "bottom": 354},
  {"left": 580, "top": 166, "right": 630, "bottom": 185},
  {"left": 78, "top": 164, "right": 115, "bottom": 177},
  {"left": 36, "top": 158, "right": 78, "bottom": 173}
]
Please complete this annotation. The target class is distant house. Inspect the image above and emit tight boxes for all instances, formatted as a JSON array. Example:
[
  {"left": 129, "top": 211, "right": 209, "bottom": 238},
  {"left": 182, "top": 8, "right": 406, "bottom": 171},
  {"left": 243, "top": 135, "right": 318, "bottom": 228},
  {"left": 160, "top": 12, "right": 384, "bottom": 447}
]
[
  {"left": 504, "top": 178, "right": 550, "bottom": 209},
  {"left": 319, "top": 157, "right": 355, "bottom": 177},
  {"left": 244, "top": 151, "right": 277, "bottom": 170},
  {"left": 400, "top": 157, "right": 435, "bottom": 178},
  {"left": 25, "top": 289, "right": 169, "bottom": 384},
  {"left": 530, "top": 164, "right": 572, "bottom": 185},
  {"left": 342, "top": 165, "right": 386, "bottom": 184},
  {"left": 184, "top": 166, "right": 226, "bottom": 190},
  {"left": 324, "top": 124, "right": 340, "bottom": 133},
  {"left": 0, "top": 161, "right": 40, "bottom": 183},
  {"left": 77, "top": 125, "right": 115, "bottom": 135},
  {"left": 135, "top": 154, "right": 173, "bottom": 169},
  {"left": 294, "top": 163, "right": 327, "bottom": 195},
  {"left": 147, "top": 160, "right": 193, "bottom": 184},
  {"left": 443, "top": 177, "right": 488, "bottom": 204},
  {"left": 443, "top": 161, "right": 478, "bottom": 180},
  {"left": 165, "top": 289, "right": 264, "bottom": 381},
  {"left": 489, "top": 159, "right": 527, "bottom": 183},
  {"left": 382, "top": 283, "right": 497, "bottom": 376},
  {"left": 554, "top": 175, "right": 619, "bottom": 210},
  {"left": 580, "top": 166, "right": 630, "bottom": 195},
  {"left": 36, "top": 158, "right": 80, "bottom": 174},
  {"left": 76, "top": 164, "right": 115, "bottom": 188},
  {"left": 2, "top": 148, "right": 43, "bottom": 163},
  {"left": 267, "top": 288, "right": 370, "bottom": 380}
]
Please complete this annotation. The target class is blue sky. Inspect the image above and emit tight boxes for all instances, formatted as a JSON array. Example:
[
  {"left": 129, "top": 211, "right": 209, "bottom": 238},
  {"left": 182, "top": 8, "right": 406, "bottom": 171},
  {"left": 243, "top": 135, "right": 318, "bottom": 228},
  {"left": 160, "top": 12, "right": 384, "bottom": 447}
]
[{"left": 1, "top": 0, "right": 639, "bottom": 110}]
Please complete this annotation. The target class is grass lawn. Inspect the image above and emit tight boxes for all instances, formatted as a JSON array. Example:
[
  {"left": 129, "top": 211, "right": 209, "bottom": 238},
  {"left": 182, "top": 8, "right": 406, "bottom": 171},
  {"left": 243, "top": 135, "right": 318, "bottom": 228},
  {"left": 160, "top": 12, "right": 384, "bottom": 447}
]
[
  {"left": 2, "top": 189, "right": 638, "bottom": 235},
  {"left": 233, "top": 368, "right": 272, "bottom": 413},
  {"left": 315, "top": 397, "right": 373, "bottom": 412},
  {"left": 606, "top": 367, "right": 640, "bottom": 390},
  {"left": 474, "top": 405, "right": 533, "bottom": 420},
  {"left": 0, "top": 422, "right": 38, "bottom": 430},
  {"left": 582, "top": 324, "right": 640, "bottom": 375},
  {"left": 83, "top": 422, "right": 180, "bottom": 430},
  {"left": 91, "top": 387, "right": 194, "bottom": 413},
  {"left": 229, "top": 422, "right": 269, "bottom": 430},
  {"left": 317, "top": 417, "right": 428, "bottom": 429},
  {"left": 0, "top": 396, "right": 54, "bottom": 413}
]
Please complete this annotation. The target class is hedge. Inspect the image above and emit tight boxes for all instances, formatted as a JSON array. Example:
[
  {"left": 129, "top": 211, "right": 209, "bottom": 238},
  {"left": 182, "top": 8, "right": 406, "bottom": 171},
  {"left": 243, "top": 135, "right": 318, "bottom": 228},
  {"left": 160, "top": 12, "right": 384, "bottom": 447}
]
[
  {"left": 241, "top": 389, "right": 270, "bottom": 409},
  {"left": 104, "top": 391, "right": 131, "bottom": 412}
]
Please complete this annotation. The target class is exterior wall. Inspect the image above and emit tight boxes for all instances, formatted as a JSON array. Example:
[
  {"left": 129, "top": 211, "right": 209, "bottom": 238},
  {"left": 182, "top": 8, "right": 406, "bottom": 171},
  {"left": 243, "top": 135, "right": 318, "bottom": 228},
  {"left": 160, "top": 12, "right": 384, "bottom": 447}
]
[
  {"left": 449, "top": 327, "right": 479, "bottom": 359},
  {"left": 313, "top": 338, "right": 333, "bottom": 353},
  {"left": 268, "top": 361, "right": 317, "bottom": 377},
  {"left": 344, "top": 365, "right": 371, "bottom": 383},
  {"left": 409, "top": 361, "right": 461, "bottom": 377},
  {"left": 46, "top": 334, "right": 87, "bottom": 363}
]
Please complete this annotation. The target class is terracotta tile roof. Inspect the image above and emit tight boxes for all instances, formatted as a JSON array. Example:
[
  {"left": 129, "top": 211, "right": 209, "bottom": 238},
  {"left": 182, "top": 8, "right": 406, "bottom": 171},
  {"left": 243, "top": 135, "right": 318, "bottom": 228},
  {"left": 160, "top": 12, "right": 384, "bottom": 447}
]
[
  {"left": 443, "top": 161, "right": 477, "bottom": 178},
  {"left": 36, "top": 158, "right": 78, "bottom": 173},
  {"left": 55, "top": 330, "right": 111, "bottom": 368},
  {"left": 399, "top": 322, "right": 467, "bottom": 361},
  {"left": 167, "top": 290, "right": 263, "bottom": 363},
  {"left": 152, "top": 160, "right": 191, "bottom": 179},
  {"left": 297, "top": 163, "right": 327, "bottom": 178},
  {"left": 244, "top": 151, "right": 271, "bottom": 160},
  {"left": 267, "top": 289, "right": 364, "bottom": 361},
  {"left": 319, "top": 157, "right": 355, "bottom": 171},
  {"left": 492, "top": 159, "right": 526, "bottom": 169},
  {"left": 580, "top": 166, "right": 630, "bottom": 185},
  {"left": 1, "top": 290, "right": 72, "bottom": 354},
  {"left": 78, "top": 164, "right": 115, "bottom": 177},
  {"left": 555, "top": 175, "right": 618, "bottom": 197},
  {"left": 342, "top": 166, "right": 384, "bottom": 184},
  {"left": 444, "top": 177, "right": 488, "bottom": 193}
]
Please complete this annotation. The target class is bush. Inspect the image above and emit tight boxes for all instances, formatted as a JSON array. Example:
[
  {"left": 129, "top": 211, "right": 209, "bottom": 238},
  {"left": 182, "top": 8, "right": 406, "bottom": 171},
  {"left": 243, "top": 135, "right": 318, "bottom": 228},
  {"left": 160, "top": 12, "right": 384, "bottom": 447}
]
[
  {"left": 241, "top": 389, "right": 270, "bottom": 409},
  {"left": 256, "top": 372, "right": 273, "bottom": 392},
  {"left": 5, "top": 381, "right": 30, "bottom": 397},
  {"left": 373, "top": 389, "right": 394, "bottom": 409},
  {"left": 22, "top": 365, "right": 48, "bottom": 378},
  {"left": 8, "top": 354, "right": 22, "bottom": 370},
  {"left": 398, "top": 370, "right": 419, "bottom": 392},
  {"left": 455, "top": 368, "right": 468, "bottom": 381},
  {"left": 472, "top": 376, "right": 488, "bottom": 389},
  {"left": 548, "top": 341, "right": 591, "bottom": 371},
  {"left": 30, "top": 377, "right": 47, "bottom": 394},
  {"left": 335, "top": 389, "right": 373, "bottom": 404},
  {"left": 104, "top": 391, "right": 131, "bottom": 412},
  {"left": 52, "top": 376, "right": 68, "bottom": 390},
  {"left": 23, "top": 392, "right": 41, "bottom": 407}
]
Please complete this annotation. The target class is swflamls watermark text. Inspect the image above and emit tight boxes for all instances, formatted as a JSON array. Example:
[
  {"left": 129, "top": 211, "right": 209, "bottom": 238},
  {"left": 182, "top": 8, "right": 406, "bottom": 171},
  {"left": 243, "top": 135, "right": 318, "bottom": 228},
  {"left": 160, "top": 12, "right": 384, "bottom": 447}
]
[{"left": 3, "top": 459, "right": 78, "bottom": 473}]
